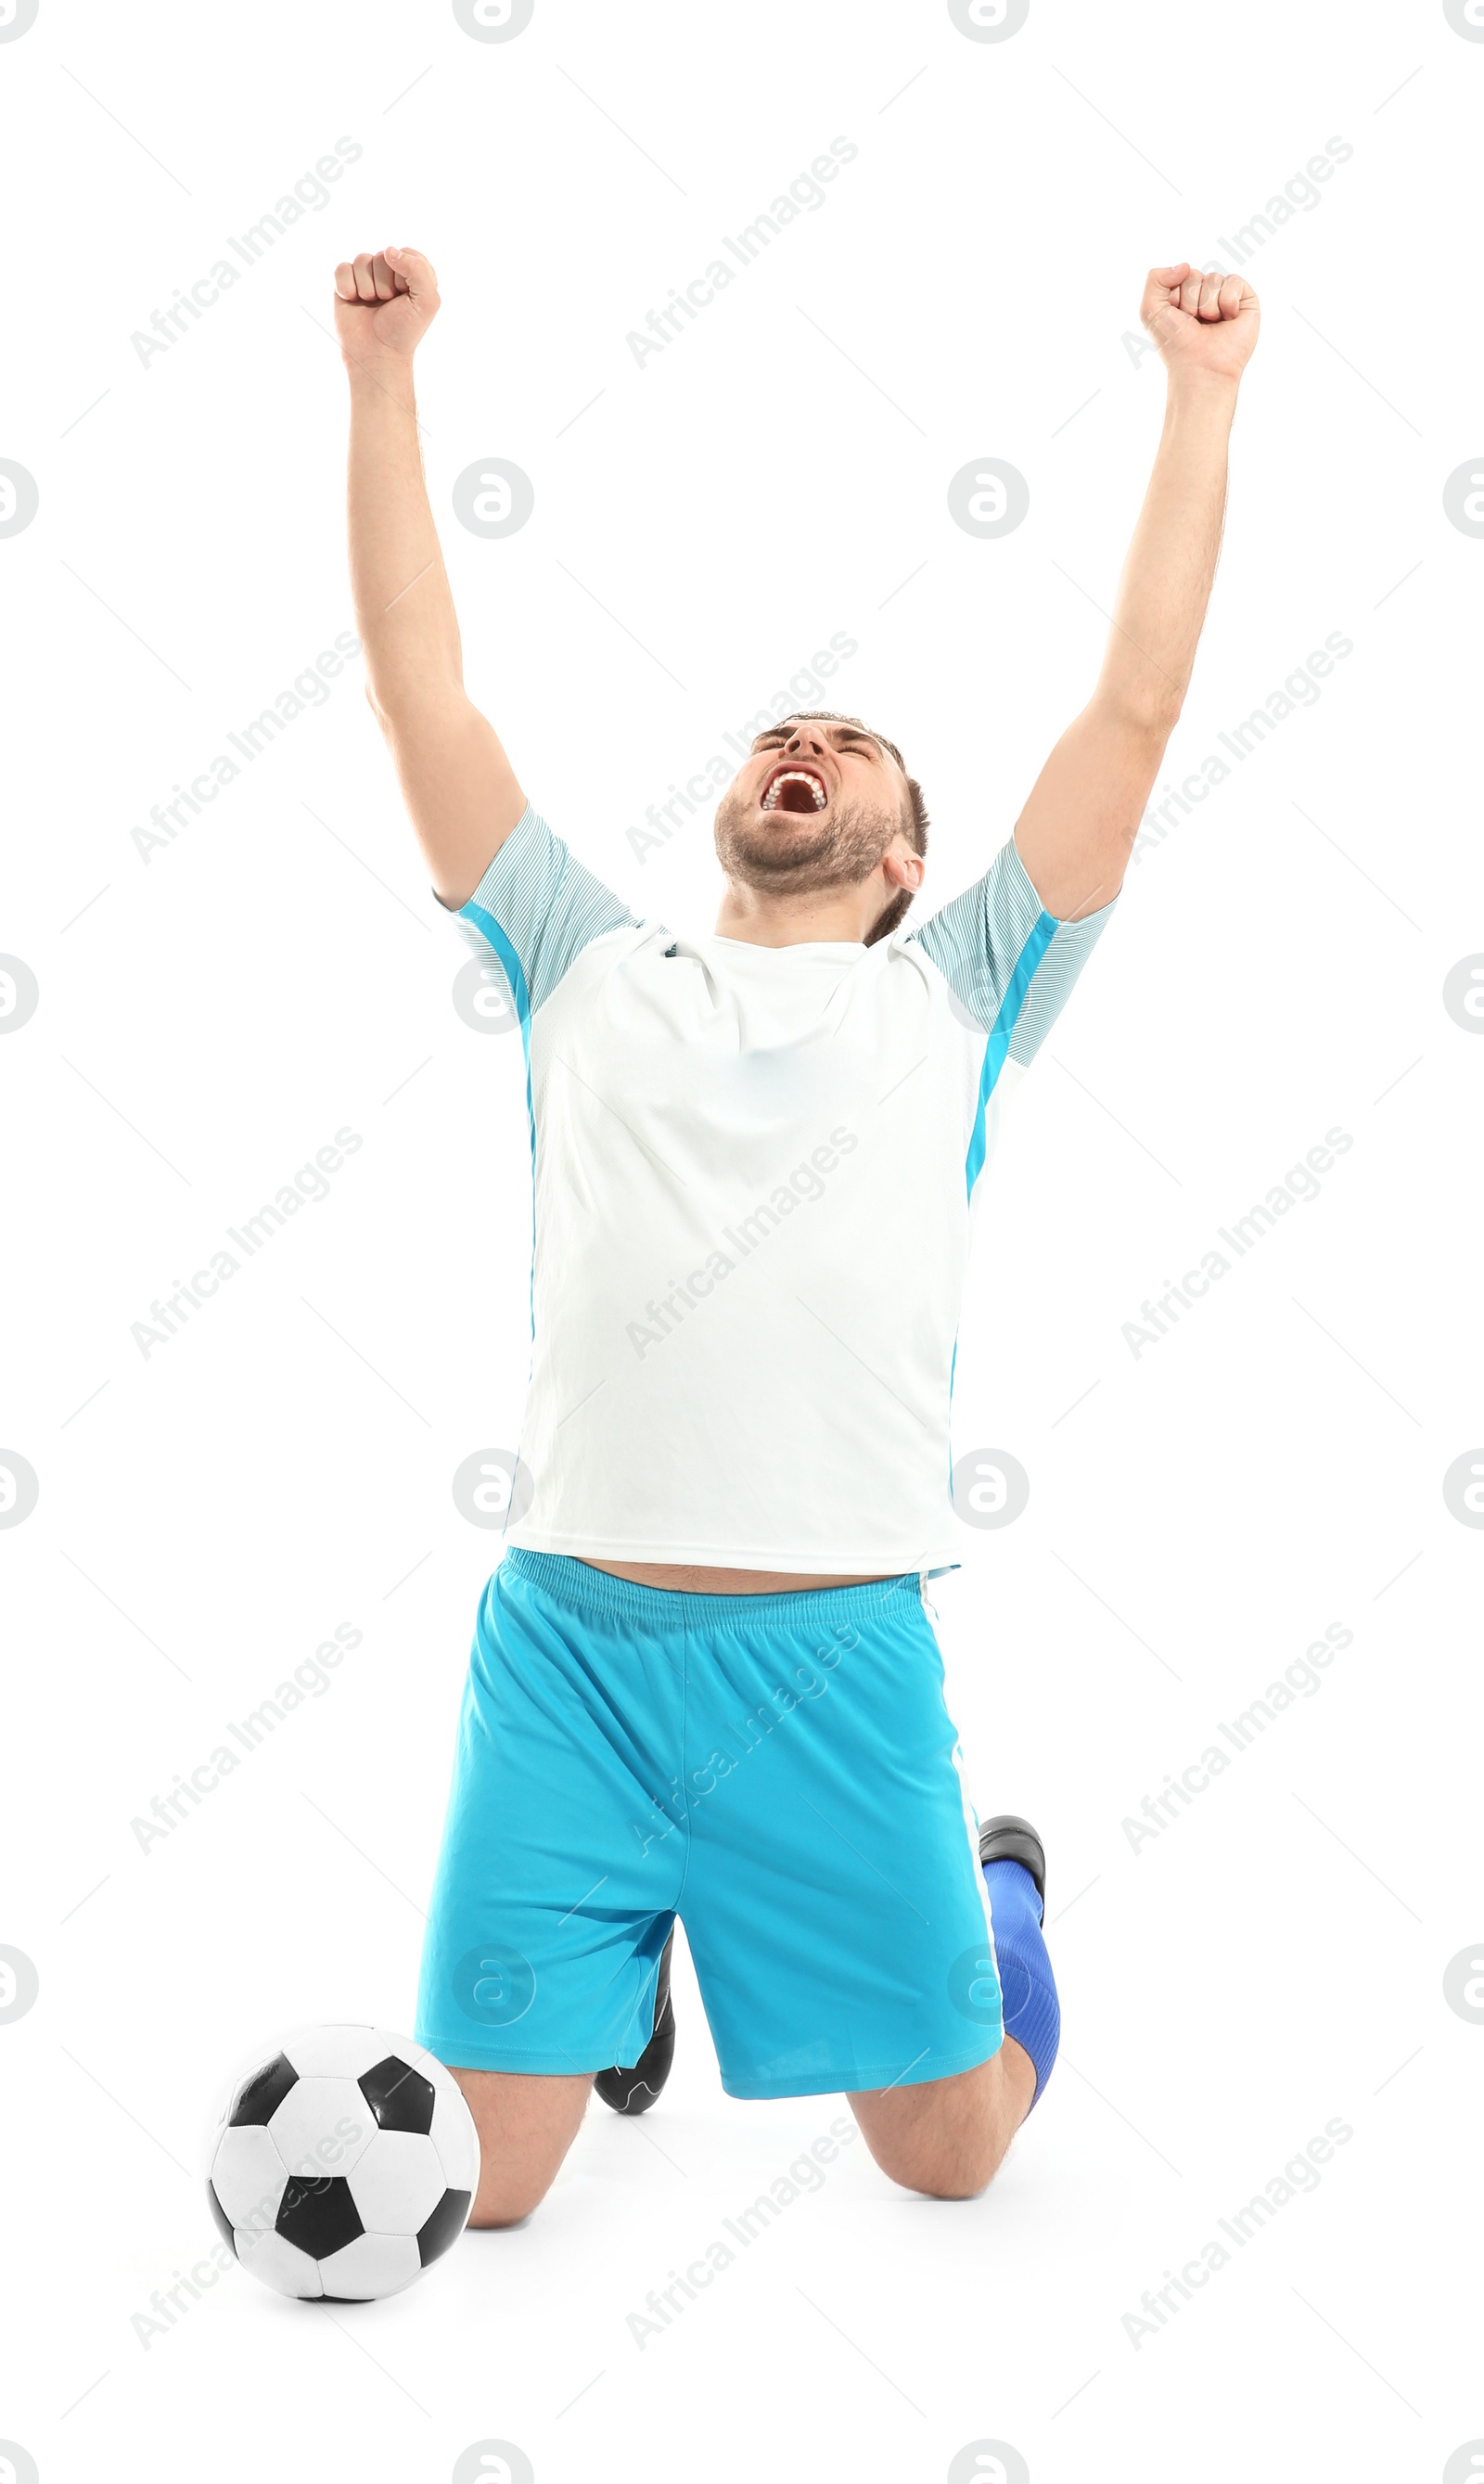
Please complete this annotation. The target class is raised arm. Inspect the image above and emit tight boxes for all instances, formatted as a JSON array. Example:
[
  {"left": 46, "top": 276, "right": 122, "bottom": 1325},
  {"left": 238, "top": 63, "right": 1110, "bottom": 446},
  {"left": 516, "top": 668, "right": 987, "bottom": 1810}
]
[
  {"left": 1012, "top": 262, "right": 1260, "bottom": 921},
  {"left": 336, "top": 246, "right": 526, "bottom": 909}
]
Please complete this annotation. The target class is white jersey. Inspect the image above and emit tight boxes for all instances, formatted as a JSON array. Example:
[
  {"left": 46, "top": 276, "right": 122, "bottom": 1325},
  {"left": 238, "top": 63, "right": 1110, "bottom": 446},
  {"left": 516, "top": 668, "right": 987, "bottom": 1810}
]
[{"left": 452, "top": 804, "right": 1115, "bottom": 1573}]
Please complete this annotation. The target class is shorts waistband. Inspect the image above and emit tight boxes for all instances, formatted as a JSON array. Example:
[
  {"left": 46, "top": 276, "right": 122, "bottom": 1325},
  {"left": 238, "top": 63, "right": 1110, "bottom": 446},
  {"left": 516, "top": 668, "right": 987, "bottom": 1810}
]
[{"left": 497, "top": 1546, "right": 921, "bottom": 1633}]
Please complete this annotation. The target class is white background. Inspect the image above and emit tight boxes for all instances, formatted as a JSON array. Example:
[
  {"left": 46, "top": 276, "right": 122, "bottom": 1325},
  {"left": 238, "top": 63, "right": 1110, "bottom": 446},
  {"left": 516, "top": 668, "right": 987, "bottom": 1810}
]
[{"left": 2, "top": 0, "right": 1481, "bottom": 2478}]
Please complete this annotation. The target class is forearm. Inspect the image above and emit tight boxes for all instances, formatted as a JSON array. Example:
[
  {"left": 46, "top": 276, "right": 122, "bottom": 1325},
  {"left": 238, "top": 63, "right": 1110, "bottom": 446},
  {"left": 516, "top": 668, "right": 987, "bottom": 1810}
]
[
  {"left": 346, "top": 359, "right": 464, "bottom": 716},
  {"left": 1098, "top": 372, "right": 1237, "bottom": 730},
  {"left": 1009, "top": 264, "right": 1257, "bottom": 919},
  {"left": 333, "top": 247, "right": 525, "bottom": 903}
]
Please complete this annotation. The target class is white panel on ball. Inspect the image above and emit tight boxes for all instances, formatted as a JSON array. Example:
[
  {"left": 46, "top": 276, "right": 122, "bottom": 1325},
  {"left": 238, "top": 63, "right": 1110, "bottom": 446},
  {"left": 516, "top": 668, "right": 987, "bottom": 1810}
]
[
  {"left": 210, "top": 2124, "right": 288, "bottom": 2229},
  {"left": 236, "top": 2228, "right": 323, "bottom": 2299},
  {"left": 267, "top": 2076, "right": 379, "bottom": 2181},
  {"left": 370, "top": 2028, "right": 429, "bottom": 2070},
  {"left": 429, "top": 2083, "right": 481, "bottom": 2195},
  {"left": 348, "top": 2130, "right": 448, "bottom": 2234},
  {"left": 318, "top": 2232, "right": 424, "bottom": 2299},
  {"left": 280, "top": 2023, "right": 390, "bottom": 2081}
]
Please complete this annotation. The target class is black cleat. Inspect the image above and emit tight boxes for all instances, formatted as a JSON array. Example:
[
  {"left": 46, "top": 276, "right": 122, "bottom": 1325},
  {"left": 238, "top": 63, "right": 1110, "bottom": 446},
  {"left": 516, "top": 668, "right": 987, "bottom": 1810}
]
[
  {"left": 595, "top": 1930, "right": 675, "bottom": 2115},
  {"left": 977, "top": 1813, "right": 1046, "bottom": 1910}
]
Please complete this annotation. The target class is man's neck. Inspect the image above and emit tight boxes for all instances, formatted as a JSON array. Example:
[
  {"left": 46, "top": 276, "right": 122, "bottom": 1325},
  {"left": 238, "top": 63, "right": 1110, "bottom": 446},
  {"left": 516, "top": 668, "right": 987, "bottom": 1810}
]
[{"left": 711, "top": 888, "right": 871, "bottom": 947}]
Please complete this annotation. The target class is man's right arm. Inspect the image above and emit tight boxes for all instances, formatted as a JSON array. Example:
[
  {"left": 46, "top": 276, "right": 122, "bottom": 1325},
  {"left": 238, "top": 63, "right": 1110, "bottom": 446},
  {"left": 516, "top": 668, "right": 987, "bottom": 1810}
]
[{"left": 337, "top": 246, "right": 525, "bottom": 910}]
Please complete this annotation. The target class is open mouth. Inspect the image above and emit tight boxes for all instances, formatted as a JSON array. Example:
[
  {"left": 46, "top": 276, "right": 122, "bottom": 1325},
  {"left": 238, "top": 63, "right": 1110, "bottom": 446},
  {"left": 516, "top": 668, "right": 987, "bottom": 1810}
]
[{"left": 760, "top": 764, "right": 828, "bottom": 816}]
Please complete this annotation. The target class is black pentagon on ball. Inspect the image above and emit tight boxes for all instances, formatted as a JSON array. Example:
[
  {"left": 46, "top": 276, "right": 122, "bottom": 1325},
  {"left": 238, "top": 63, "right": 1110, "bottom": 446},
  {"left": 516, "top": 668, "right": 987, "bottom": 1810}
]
[
  {"left": 359, "top": 2053, "right": 436, "bottom": 2136},
  {"left": 275, "top": 2172, "right": 364, "bottom": 2258},
  {"left": 205, "top": 2181, "right": 238, "bottom": 2256},
  {"left": 228, "top": 2051, "right": 299, "bottom": 2126},
  {"left": 417, "top": 2186, "right": 472, "bottom": 2267}
]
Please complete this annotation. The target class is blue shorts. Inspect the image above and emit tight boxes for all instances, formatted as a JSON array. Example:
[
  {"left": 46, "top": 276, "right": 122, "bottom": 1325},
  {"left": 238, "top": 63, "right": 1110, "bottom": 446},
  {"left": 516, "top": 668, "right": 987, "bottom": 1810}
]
[{"left": 414, "top": 1550, "right": 1005, "bottom": 2100}]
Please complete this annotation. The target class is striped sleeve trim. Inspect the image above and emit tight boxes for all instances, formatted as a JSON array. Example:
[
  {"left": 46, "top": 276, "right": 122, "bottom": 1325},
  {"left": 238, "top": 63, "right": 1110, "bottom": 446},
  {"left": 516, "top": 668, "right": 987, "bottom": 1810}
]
[
  {"left": 908, "top": 836, "right": 1117, "bottom": 1067},
  {"left": 1008, "top": 897, "right": 1117, "bottom": 1066},
  {"left": 455, "top": 803, "right": 638, "bottom": 1019}
]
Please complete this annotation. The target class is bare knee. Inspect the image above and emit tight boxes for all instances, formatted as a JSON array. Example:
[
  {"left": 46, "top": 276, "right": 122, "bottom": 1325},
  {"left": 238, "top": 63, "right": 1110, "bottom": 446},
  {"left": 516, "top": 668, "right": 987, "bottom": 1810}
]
[
  {"left": 450, "top": 2065, "right": 591, "bottom": 2230},
  {"left": 466, "top": 2150, "right": 569, "bottom": 2227},
  {"left": 861, "top": 2127, "right": 1005, "bottom": 2200},
  {"left": 849, "top": 2042, "right": 1034, "bottom": 2199},
  {"left": 467, "top": 2182, "right": 552, "bottom": 2230},
  {"left": 909, "top": 2157, "right": 999, "bottom": 2201}
]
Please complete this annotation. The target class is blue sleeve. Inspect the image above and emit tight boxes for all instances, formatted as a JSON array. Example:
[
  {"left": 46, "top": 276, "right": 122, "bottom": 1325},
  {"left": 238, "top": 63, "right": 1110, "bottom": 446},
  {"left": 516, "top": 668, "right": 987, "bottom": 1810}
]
[
  {"left": 450, "top": 804, "right": 638, "bottom": 1021},
  {"left": 907, "top": 835, "right": 1117, "bottom": 1066}
]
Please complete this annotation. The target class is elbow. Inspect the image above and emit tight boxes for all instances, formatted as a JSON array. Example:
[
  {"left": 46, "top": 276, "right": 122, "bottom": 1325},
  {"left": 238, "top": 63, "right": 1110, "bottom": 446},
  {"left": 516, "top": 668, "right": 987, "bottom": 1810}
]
[
  {"left": 364, "top": 677, "right": 417, "bottom": 748},
  {"left": 363, "top": 676, "right": 400, "bottom": 738},
  {"left": 1116, "top": 694, "right": 1183, "bottom": 749},
  {"left": 364, "top": 673, "right": 466, "bottom": 738}
]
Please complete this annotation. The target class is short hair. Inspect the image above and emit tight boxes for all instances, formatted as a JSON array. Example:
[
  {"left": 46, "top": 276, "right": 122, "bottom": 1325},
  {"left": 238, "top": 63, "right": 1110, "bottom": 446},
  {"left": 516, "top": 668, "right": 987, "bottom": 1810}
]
[{"left": 772, "top": 712, "right": 928, "bottom": 944}]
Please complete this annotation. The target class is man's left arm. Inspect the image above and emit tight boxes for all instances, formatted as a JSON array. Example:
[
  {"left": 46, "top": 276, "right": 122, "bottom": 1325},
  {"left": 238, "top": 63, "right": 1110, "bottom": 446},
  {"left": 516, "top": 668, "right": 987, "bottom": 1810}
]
[{"left": 1013, "top": 262, "right": 1260, "bottom": 922}]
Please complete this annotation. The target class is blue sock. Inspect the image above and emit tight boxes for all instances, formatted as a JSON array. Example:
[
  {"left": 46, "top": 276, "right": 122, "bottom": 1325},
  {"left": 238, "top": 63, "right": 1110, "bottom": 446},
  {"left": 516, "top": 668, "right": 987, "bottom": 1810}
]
[{"left": 981, "top": 1858, "right": 1060, "bottom": 2109}]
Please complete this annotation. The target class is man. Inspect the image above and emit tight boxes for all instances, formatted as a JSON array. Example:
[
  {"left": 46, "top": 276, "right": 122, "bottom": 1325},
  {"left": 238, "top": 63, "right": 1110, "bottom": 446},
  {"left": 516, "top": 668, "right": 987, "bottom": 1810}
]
[{"left": 335, "top": 245, "right": 1258, "bottom": 2223}]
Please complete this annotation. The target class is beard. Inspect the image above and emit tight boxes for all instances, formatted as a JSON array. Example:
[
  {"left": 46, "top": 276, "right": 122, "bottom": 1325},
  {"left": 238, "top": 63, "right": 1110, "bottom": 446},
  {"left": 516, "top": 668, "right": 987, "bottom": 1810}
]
[{"left": 713, "top": 786, "right": 900, "bottom": 898}]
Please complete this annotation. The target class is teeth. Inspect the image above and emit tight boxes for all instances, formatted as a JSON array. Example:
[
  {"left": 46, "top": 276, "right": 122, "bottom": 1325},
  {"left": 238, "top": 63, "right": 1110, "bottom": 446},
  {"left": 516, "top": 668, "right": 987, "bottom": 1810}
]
[{"left": 761, "top": 770, "right": 827, "bottom": 813}]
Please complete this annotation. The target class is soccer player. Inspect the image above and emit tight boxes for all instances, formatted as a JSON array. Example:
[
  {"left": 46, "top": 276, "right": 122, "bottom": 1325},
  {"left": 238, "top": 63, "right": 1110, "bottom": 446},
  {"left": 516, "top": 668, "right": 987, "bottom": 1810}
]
[{"left": 335, "top": 245, "right": 1259, "bottom": 2223}]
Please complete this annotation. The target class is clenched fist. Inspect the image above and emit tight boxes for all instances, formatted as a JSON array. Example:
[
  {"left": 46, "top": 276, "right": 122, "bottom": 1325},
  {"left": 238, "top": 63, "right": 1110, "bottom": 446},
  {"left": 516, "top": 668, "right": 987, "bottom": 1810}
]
[
  {"left": 1141, "top": 262, "right": 1260, "bottom": 386},
  {"left": 333, "top": 247, "right": 441, "bottom": 365}
]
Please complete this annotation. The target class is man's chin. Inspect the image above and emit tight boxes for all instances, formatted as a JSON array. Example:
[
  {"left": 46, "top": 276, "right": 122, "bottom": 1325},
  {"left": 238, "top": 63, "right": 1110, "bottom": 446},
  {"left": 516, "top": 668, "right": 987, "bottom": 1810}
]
[
  {"left": 714, "top": 789, "right": 896, "bottom": 896},
  {"left": 722, "top": 824, "right": 839, "bottom": 883}
]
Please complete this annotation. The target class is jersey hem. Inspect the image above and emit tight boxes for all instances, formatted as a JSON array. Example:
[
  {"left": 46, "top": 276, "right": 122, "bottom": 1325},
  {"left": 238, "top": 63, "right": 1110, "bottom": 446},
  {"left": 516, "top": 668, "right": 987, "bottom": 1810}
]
[{"left": 502, "top": 1527, "right": 966, "bottom": 1574}]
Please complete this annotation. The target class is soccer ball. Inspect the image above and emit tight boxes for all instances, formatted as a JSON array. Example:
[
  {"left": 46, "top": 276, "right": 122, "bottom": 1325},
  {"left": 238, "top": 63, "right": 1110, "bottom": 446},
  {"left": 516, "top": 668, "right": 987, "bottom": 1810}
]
[{"left": 207, "top": 2024, "right": 480, "bottom": 2300}]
